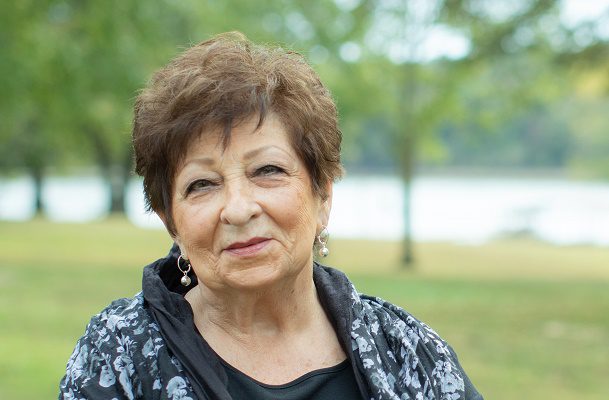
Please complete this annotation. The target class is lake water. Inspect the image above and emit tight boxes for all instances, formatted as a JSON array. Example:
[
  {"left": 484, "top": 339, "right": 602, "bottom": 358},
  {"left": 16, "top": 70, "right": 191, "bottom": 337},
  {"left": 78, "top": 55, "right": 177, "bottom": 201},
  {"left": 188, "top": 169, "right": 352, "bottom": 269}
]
[{"left": 1, "top": 175, "right": 608, "bottom": 246}]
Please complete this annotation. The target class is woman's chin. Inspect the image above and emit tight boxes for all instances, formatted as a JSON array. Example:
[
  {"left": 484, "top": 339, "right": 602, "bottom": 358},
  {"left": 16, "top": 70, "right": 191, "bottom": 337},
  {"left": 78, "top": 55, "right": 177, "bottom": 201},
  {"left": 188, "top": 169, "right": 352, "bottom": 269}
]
[
  {"left": 195, "top": 243, "right": 313, "bottom": 292},
  {"left": 217, "top": 255, "right": 311, "bottom": 292},
  {"left": 221, "top": 264, "right": 286, "bottom": 291}
]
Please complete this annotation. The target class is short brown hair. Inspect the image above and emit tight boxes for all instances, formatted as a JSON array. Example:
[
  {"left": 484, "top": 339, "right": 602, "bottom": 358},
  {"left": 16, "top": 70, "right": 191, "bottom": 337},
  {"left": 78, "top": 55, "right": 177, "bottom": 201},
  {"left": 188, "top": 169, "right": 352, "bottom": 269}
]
[{"left": 132, "top": 32, "right": 343, "bottom": 235}]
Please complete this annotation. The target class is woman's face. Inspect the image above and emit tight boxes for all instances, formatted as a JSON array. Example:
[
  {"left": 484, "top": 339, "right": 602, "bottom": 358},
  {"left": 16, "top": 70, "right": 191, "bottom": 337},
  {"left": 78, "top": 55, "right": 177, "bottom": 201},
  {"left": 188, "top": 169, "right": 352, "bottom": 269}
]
[{"left": 167, "top": 113, "right": 331, "bottom": 291}]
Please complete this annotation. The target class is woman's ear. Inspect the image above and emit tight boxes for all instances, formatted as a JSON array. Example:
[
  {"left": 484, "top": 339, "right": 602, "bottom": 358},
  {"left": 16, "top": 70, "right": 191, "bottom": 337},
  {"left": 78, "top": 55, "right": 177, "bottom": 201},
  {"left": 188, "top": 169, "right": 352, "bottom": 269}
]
[
  {"left": 157, "top": 212, "right": 186, "bottom": 256},
  {"left": 157, "top": 211, "right": 171, "bottom": 233},
  {"left": 317, "top": 182, "right": 333, "bottom": 231}
]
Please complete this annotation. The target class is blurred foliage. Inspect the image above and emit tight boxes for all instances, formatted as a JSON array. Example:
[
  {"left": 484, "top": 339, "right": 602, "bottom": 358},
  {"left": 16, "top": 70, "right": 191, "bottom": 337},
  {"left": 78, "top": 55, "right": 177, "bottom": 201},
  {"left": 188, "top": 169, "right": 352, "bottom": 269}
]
[{"left": 2, "top": 0, "right": 609, "bottom": 260}]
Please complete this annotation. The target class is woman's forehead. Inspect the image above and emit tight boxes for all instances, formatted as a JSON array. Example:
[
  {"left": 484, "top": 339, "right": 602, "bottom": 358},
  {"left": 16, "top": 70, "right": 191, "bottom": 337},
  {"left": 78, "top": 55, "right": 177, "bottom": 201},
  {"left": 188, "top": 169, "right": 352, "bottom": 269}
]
[{"left": 181, "top": 114, "right": 295, "bottom": 164}]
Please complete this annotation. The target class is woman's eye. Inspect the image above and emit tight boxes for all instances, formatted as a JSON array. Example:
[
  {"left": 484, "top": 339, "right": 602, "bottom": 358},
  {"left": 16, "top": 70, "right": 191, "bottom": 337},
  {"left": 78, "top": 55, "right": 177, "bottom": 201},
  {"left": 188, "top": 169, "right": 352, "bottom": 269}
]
[
  {"left": 256, "top": 165, "right": 284, "bottom": 176},
  {"left": 185, "top": 179, "right": 215, "bottom": 194}
]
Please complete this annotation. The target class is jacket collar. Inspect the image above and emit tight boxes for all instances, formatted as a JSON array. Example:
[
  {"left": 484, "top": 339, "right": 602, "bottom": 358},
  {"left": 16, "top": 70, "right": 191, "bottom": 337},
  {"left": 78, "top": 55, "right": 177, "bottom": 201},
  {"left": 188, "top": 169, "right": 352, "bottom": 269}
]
[{"left": 142, "top": 244, "right": 368, "bottom": 400}]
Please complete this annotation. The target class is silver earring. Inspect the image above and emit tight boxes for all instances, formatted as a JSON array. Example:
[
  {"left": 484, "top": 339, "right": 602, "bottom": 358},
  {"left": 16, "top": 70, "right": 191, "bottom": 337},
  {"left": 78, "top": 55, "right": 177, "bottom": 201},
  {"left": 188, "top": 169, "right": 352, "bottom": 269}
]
[
  {"left": 177, "top": 254, "right": 192, "bottom": 286},
  {"left": 317, "top": 227, "right": 329, "bottom": 257}
]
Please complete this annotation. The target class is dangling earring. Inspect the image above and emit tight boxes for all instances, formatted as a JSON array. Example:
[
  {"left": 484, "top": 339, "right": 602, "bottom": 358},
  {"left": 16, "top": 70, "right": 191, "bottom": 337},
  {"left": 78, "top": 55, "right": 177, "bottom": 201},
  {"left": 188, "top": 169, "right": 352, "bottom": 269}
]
[
  {"left": 317, "top": 227, "right": 329, "bottom": 257},
  {"left": 177, "top": 254, "right": 192, "bottom": 286}
]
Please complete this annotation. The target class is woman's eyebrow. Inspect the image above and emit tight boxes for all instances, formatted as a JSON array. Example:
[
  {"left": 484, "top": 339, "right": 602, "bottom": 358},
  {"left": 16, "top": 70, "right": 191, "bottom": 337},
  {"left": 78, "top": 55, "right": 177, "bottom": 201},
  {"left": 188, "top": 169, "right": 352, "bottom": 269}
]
[
  {"left": 182, "top": 145, "right": 290, "bottom": 168},
  {"left": 183, "top": 157, "right": 215, "bottom": 167},
  {"left": 243, "top": 145, "right": 289, "bottom": 160}
]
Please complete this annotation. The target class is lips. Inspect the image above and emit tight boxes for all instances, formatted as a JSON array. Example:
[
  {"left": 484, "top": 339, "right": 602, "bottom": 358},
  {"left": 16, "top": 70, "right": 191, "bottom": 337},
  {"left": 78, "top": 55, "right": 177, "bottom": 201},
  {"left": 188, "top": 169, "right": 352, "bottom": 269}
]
[{"left": 225, "top": 237, "right": 271, "bottom": 256}]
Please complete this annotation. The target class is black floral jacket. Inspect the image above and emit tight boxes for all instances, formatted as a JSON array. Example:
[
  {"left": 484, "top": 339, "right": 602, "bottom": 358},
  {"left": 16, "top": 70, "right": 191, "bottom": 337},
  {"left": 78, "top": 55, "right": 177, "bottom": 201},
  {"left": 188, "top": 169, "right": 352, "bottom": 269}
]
[{"left": 59, "top": 249, "right": 483, "bottom": 400}]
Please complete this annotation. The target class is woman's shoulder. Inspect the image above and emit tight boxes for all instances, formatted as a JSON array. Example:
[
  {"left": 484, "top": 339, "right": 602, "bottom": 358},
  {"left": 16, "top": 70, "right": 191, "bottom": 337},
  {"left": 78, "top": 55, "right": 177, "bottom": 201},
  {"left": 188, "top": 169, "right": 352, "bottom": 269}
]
[
  {"left": 87, "top": 292, "right": 151, "bottom": 329},
  {"left": 312, "top": 264, "right": 483, "bottom": 398},
  {"left": 357, "top": 293, "right": 440, "bottom": 339},
  {"left": 59, "top": 293, "right": 183, "bottom": 399},
  {"left": 353, "top": 293, "right": 483, "bottom": 399},
  {"left": 355, "top": 293, "right": 466, "bottom": 368},
  {"left": 64, "top": 292, "right": 158, "bottom": 362},
  {"left": 81, "top": 293, "right": 158, "bottom": 345}
]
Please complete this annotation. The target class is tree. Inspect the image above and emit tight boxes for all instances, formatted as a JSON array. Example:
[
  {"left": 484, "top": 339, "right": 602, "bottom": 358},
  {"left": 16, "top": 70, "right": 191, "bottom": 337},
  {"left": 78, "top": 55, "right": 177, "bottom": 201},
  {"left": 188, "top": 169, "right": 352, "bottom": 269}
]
[
  {"left": 47, "top": 0, "right": 193, "bottom": 213},
  {"left": 0, "top": 0, "right": 75, "bottom": 214},
  {"left": 317, "top": 0, "right": 609, "bottom": 266}
]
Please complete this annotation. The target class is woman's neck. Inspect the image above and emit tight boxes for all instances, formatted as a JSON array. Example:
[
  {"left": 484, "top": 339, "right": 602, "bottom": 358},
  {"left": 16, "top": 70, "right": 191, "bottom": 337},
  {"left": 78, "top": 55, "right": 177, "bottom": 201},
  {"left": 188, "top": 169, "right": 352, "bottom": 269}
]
[
  {"left": 185, "top": 263, "right": 347, "bottom": 384},
  {"left": 186, "top": 262, "right": 320, "bottom": 343}
]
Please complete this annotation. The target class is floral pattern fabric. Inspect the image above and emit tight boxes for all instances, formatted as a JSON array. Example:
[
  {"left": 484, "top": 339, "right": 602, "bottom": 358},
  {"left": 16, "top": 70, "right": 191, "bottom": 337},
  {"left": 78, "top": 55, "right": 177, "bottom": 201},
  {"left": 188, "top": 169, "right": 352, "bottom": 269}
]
[
  {"left": 59, "top": 263, "right": 482, "bottom": 400},
  {"left": 59, "top": 294, "right": 196, "bottom": 400},
  {"left": 349, "top": 289, "right": 472, "bottom": 399}
]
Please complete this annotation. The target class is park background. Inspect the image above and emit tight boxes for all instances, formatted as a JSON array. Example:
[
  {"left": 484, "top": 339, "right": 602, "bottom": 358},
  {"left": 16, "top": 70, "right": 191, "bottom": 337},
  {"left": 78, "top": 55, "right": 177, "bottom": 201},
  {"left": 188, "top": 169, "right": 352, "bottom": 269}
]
[{"left": 1, "top": 0, "right": 609, "bottom": 399}]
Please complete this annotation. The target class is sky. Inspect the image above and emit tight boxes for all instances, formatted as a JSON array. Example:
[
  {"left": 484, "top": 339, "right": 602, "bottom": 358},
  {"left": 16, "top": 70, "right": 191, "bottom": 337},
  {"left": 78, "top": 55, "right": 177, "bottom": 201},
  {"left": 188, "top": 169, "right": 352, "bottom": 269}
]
[
  {"left": 562, "top": 0, "right": 609, "bottom": 27},
  {"left": 369, "top": 0, "right": 609, "bottom": 63}
]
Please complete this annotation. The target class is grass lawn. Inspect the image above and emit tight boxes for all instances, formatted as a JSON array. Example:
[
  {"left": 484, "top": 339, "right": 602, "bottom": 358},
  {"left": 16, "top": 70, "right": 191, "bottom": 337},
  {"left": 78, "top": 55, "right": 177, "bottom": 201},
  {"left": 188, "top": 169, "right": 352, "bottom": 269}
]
[{"left": 1, "top": 218, "right": 608, "bottom": 399}]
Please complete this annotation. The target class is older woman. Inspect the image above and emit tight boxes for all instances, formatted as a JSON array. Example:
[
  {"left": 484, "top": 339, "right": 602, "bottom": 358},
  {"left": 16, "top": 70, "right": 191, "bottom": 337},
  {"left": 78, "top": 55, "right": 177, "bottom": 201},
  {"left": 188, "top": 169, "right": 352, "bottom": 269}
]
[{"left": 60, "top": 32, "right": 483, "bottom": 400}]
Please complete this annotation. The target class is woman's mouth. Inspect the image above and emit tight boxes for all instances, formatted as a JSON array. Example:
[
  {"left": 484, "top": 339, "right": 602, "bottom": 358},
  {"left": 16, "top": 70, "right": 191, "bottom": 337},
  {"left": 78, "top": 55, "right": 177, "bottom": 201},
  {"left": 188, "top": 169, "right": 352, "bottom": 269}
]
[{"left": 225, "top": 237, "right": 270, "bottom": 256}]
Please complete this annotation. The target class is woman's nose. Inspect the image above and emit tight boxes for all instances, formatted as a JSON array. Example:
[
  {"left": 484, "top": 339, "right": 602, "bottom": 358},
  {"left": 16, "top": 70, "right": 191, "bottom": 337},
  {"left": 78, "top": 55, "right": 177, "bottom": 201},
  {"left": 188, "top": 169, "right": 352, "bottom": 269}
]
[{"left": 219, "top": 180, "right": 262, "bottom": 226}]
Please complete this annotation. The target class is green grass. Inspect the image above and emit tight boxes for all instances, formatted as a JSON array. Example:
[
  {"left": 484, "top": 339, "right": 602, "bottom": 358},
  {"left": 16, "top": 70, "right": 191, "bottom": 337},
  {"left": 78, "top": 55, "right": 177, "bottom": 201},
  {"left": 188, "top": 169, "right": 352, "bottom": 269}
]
[{"left": 1, "top": 218, "right": 609, "bottom": 399}]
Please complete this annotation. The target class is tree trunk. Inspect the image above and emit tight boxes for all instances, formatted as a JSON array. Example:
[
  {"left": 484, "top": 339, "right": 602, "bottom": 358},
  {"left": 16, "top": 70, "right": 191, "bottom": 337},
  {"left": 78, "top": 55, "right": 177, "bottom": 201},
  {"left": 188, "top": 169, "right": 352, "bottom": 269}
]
[
  {"left": 399, "top": 135, "right": 416, "bottom": 268},
  {"left": 401, "top": 178, "right": 414, "bottom": 266},
  {"left": 398, "top": 63, "right": 419, "bottom": 268},
  {"left": 108, "top": 167, "right": 126, "bottom": 214},
  {"left": 86, "top": 126, "right": 129, "bottom": 215},
  {"left": 30, "top": 166, "right": 44, "bottom": 216},
  {"left": 22, "top": 118, "right": 46, "bottom": 217},
  {"left": 108, "top": 146, "right": 134, "bottom": 214}
]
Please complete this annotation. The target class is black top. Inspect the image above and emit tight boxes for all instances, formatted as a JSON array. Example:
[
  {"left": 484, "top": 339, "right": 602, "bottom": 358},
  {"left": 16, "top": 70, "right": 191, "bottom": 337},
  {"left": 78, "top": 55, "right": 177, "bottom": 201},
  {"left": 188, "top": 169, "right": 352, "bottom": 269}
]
[{"left": 221, "top": 359, "right": 362, "bottom": 400}]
